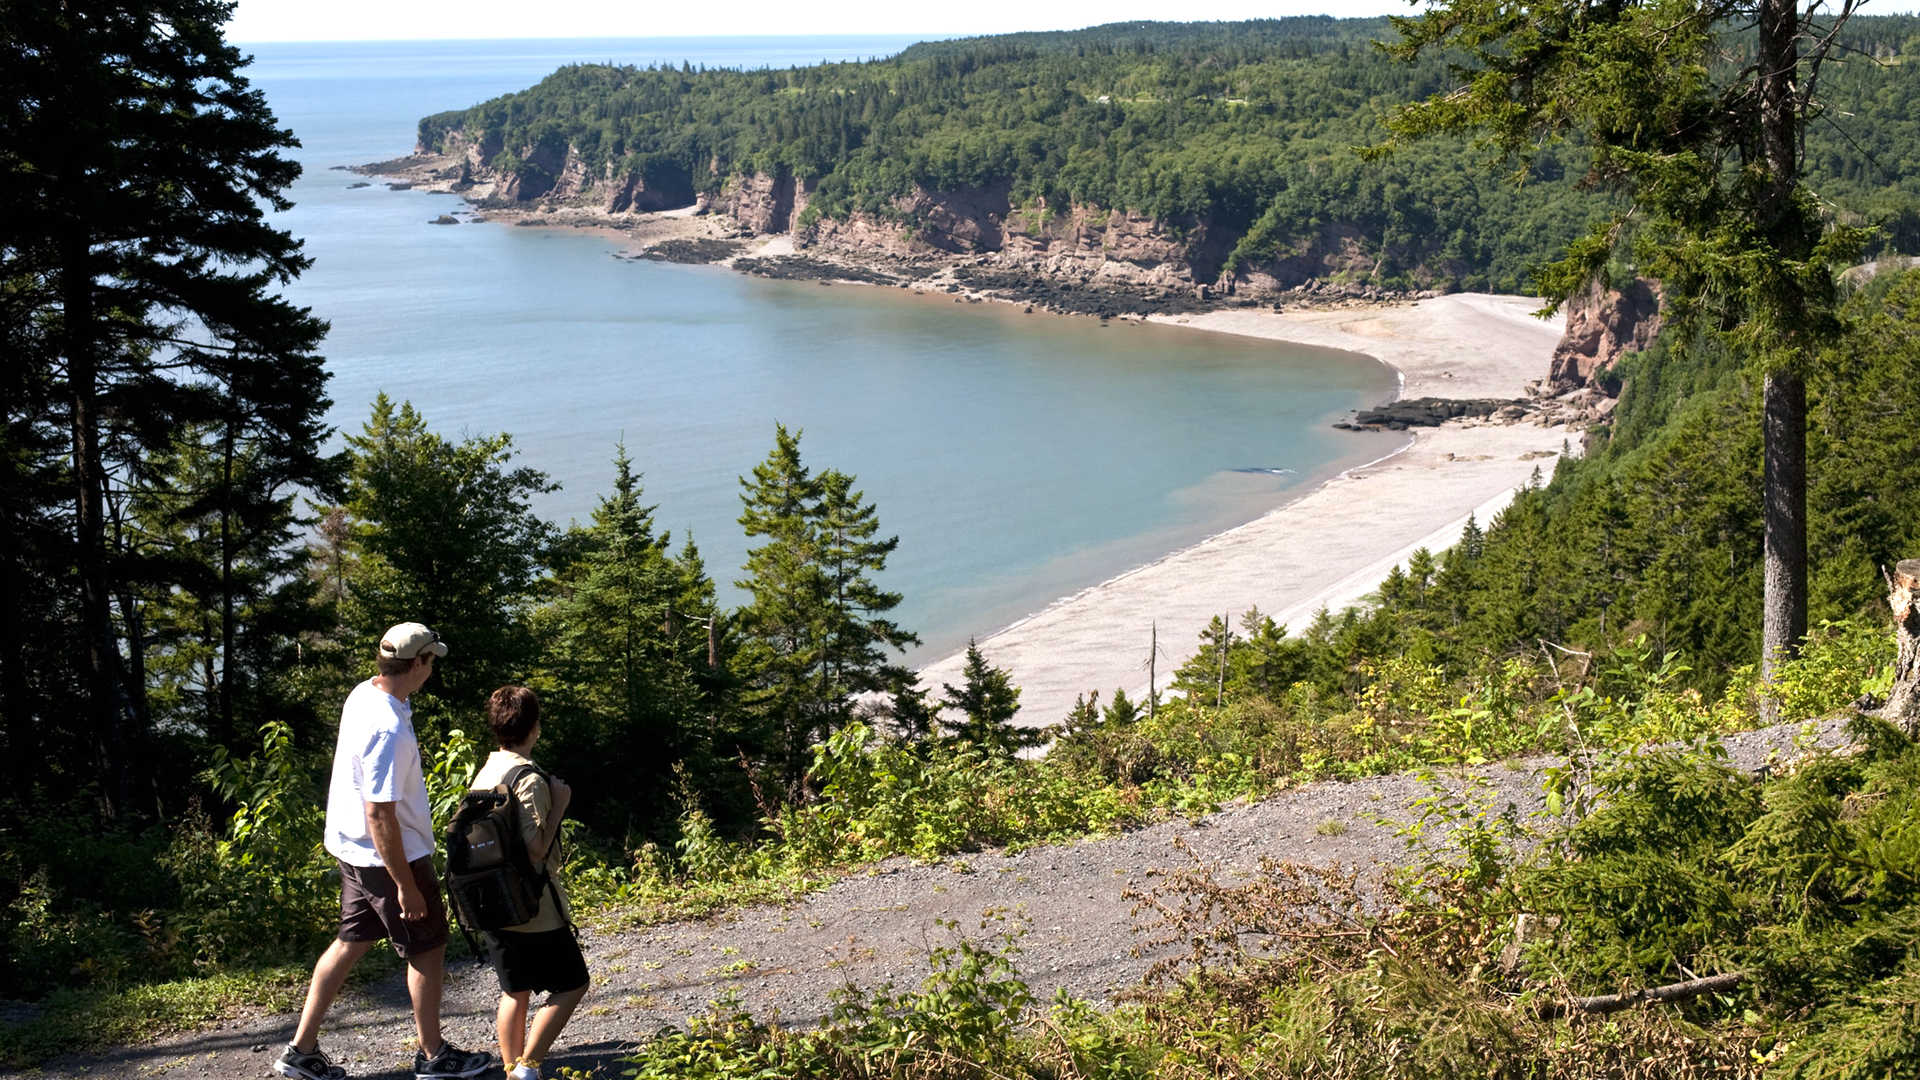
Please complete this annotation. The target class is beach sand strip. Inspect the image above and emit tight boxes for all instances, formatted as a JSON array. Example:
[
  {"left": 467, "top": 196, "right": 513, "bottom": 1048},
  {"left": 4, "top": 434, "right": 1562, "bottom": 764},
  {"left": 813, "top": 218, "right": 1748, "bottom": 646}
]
[{"left": 914, "top": 293, "right": 1570, "bottom": 726}]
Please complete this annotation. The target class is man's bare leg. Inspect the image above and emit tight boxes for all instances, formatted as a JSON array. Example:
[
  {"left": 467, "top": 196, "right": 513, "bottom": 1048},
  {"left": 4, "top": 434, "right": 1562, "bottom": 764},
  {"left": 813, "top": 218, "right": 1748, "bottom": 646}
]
[
  {"left": 405, "top": 944, "right": 448, "bottom": 1056},
  {"left": 292, "top": 938, "right": 377, "bottom": 1052}
]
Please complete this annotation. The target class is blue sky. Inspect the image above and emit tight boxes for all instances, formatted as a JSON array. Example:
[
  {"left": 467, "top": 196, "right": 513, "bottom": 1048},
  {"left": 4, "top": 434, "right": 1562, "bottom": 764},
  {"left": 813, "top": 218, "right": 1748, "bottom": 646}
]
[{"left": 226, "top": 0, "right": 1421, "bottom": 42}]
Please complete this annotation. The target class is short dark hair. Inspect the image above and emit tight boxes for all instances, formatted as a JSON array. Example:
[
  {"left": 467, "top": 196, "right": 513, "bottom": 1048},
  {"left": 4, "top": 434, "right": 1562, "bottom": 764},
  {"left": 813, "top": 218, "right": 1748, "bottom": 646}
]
[
  {"left": 377, "top": 654, "right": 430, "bottom": 678},
  {"left": 487, "top": 685, "right": 541, "bottom": 748}
]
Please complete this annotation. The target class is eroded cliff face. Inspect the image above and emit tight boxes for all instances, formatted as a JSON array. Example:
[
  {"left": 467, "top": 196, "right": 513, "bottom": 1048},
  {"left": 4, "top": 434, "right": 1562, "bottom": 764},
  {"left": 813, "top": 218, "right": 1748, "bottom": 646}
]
[
  {"left": 723, "top": 173, "right": 816, "bottom": 234},
  {"left": 795, "top": 186, "right": 1230, "bottom": 290},
  {"left": 999, "top": 199, "right": 1218, "bottom": 288},
  {"left": 1550, "top": 278, "right": 1663, "bottom": 391},
  {"left": 426, "top": 129, "right": 1430, "bottom": 293},
  {"left": 794, "top": 189, "right": 1205, "bottom": 286},
  {"left": 430, "top": 131, "right": 696, "bottom": 212}
]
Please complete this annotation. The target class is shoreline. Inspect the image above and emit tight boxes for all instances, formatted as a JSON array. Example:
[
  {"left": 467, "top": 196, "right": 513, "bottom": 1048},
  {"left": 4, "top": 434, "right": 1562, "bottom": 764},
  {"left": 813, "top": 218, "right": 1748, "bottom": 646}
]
[{"left": 913, "top": 295, "right": 1570, "bottom": 726}]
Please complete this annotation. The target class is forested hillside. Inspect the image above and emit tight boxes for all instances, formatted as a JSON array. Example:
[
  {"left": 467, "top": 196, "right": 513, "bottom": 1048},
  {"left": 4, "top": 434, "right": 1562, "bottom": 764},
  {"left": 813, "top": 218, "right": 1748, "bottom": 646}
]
[{"left": 417, "top": 16, "right": 1920, "bottom": 291}]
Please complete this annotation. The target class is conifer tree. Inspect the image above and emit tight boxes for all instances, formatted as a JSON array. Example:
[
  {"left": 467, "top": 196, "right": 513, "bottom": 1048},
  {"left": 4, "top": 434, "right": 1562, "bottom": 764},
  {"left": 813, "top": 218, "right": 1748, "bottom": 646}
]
[
  {"left": 537, "top": 446, "right": 721, "bottom": 835},
  {"left": 1383, "top": 0, "right": 1870, "bottom": 691},
  {"left": 1403, "top": 548, "right": 1437, "bottom": 611},
  {"left": 735, "top": 425, "right": 917, "bottom": 796},
  {"left": 940, "top": 639, "right": 1030, "bottom": 754},
  {"left": 1102, "top": 687, "right": 1142, "bottom": 726},
  {"left": 132, "top": 424, "right": 331, "bottom": 749},
  {"left": 735, "top": 425, "right": 830, "bottom": 795},
  {"left": 1174, "top": 615, "right": 1237, "bottom": 706},
  {"left": 887, "top": 680, "right": 942, "bottom": 743},
  {"left": 332, "top": 395, "right": 555, "bottom": 713},
  {"left": 1063, "top": 691, "right": 1102, "bottom": 732},
  {"left": 817, "top": 468, "right": 919, "bottom": 696},
  {"left": 1232, "top": 610, "right": 1312, "bottom": 699},
  {"left": 1, "top": 0, "right": 332, "bottom": 810}
]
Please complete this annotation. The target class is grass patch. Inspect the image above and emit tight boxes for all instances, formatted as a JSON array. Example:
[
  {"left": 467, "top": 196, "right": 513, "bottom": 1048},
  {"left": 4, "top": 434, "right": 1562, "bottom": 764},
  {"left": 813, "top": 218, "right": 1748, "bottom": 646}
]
[{"left": 0, "top": 965, "right": 309, "bottom": 1068}]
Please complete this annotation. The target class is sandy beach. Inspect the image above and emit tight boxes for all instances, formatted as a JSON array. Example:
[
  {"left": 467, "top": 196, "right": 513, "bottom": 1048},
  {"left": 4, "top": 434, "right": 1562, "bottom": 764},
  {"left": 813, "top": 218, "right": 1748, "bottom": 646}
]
[{"left": 914, "top": 293, "right": 1571, "bottom": 725}]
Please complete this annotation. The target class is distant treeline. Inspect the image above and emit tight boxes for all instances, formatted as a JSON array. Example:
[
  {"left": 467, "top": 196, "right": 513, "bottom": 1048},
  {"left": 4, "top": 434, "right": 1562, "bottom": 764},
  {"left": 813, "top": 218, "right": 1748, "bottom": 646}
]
[{"left": 420, "top": 16, "right": 1920, "bottom": 291}]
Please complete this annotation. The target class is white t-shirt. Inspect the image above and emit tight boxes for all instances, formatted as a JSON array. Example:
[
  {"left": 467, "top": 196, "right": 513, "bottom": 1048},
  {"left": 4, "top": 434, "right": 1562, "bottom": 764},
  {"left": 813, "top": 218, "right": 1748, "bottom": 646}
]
[{"left": 324, "top": 679, "right": 435, "bottom": 867}]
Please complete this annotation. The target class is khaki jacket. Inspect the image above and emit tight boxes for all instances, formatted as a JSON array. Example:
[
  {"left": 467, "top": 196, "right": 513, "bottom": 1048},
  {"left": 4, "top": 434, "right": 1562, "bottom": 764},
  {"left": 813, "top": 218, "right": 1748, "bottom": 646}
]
[{"left": 470, "top": 749, "right": 570, "bottom": 933}]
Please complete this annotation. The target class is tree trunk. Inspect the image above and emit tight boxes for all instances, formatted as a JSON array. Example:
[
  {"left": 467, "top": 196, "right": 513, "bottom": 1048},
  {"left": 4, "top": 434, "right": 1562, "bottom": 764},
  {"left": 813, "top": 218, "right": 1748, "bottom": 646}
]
[
  {"left": 1757, "top": 0, "right": 1800, "bottom": 214},
  {"left": 1760, "top": 368, "right": 1808, "bottom": 700},
  {"left": 1148, "top": 622, "right": 1157, "bottom": 721},
  {"left": 1878, "top": 559, "right": 1920, "bottom": 738},
  {"left": 64, "top": 233, "right": 130, "bottom": 817},
  {"left": 0, "top": 522, "right": 35, "bottom": 796},
  {"left": 1757, "top": 0, "right": 1809, "bottom": 712},
  {"left": 219, "top": 411, "right": 237, "bottom": 746}
]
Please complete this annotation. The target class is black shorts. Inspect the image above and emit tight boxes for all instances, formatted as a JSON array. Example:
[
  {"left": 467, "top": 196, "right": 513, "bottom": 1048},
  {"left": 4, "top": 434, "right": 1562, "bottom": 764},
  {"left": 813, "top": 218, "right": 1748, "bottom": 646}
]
[
  {"left": 336, "top": 857, "right": 450, "bottom": 957},
  {"left": 484, "top": 927, "right": 590, "bottom": 995}
]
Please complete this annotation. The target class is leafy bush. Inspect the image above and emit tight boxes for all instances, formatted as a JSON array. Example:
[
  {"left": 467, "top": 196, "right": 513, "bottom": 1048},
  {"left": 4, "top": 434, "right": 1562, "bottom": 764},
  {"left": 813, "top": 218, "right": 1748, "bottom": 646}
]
[
  {"left": 160, "top": 720, "right": 481, "bottom": 972},
  {"left": 163, "top": 720, "right": 333, "bottom": 969}
]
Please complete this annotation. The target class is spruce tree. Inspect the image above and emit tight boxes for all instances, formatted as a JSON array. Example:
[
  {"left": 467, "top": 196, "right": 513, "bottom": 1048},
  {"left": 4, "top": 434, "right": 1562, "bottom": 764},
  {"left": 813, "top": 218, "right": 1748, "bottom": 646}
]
[
  {"left": 816, "top": 468, "right": 919, "bottom": 699},
  {"left": 1382, "top": 0, "right": 1871, "bottom": 694},
  {"left": 940, "top": 639, "right": 1029, "bottom": 755},
  {"left": 1102, "top": 687, "right": 1142, "bottom": 726},
  {"left": 537, "top": 446, "right": 721, "bottom": 836},
  {"left": 735, "top": 425, "right": 917, "bottom": 797},
  {"left": 132, "top": 424, "right": 331, "bottom": 750},
  {"left": 887, "top": 680, "right": 942, "bottom": 743},
  {"left": 1174, "top": 615, "right": 1237, "bottom": 706},
  {"left": 332, "top": 395, "right": 555, "bottom": 713},
  {"left": 1, "top": 0, "right": 332, "bottom": 811},
  {"left": 735, "top": 425, "right": 830, "bottom": 796}
]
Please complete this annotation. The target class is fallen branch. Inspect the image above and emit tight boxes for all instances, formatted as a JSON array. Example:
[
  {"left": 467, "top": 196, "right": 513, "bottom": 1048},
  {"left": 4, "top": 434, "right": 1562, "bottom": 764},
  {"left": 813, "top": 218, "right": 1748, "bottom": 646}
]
[{"left": 1538, "top": 971, "right": 1746, "bottom": 1020}]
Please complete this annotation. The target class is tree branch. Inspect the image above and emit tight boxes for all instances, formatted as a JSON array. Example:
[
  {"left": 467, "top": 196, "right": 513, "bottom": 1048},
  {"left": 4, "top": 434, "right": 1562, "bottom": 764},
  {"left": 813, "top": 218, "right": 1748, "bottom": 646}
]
[{"left": 1538, "top": 971, "right": 1746, "bottom": 1020}]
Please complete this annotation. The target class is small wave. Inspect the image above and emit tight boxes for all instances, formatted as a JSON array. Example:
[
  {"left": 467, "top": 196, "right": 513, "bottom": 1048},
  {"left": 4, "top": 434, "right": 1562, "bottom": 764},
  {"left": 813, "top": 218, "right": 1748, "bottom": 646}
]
[{"left": 1229, "top": 466, "right": 1297, "bottom": 476}]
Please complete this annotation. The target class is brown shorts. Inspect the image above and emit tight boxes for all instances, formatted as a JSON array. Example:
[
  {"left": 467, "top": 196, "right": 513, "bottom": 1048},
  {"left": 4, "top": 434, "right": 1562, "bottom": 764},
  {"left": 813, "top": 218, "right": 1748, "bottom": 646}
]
[{"left": 337, "top": 856, "right": 449, "bottom": 957}]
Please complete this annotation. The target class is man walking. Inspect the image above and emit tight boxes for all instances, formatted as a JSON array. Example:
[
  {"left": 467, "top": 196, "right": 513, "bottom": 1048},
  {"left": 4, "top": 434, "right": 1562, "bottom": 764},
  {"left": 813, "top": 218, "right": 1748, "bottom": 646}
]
[{"left": 276, "top": 623, "right": 492, "bottom": 1080}]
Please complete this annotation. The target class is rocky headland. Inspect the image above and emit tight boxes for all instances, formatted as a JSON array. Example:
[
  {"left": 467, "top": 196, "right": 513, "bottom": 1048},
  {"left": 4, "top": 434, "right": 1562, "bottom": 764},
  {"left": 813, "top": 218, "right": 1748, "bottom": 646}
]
[{"left": 357, "top": 149, "right": 1440, "bottom": 313}]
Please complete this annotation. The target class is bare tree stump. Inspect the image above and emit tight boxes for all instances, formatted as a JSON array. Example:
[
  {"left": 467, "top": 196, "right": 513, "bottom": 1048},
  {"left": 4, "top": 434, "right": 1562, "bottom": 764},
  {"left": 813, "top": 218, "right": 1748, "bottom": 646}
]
[{"left": 1878, "top": 559, "right": 1920, "bottom": 738}]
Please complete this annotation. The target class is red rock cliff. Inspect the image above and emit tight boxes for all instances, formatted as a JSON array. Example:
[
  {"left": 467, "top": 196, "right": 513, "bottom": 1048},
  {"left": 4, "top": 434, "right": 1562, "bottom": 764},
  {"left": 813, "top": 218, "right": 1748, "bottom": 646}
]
[{"left": 1549, "top": 278, "right": 1662, "bottom": 391}]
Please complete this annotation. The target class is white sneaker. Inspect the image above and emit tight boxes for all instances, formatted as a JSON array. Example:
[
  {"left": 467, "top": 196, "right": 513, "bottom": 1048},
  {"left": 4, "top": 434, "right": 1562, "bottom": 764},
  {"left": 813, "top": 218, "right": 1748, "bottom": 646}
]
[{"left": 507, "top": 1064, "right": 540, "bottom": 1080}]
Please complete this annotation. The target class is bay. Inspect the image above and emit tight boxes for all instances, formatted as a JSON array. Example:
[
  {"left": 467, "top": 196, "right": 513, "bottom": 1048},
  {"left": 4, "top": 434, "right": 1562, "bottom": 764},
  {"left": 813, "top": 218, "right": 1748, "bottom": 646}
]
[{"left": 244, "top": 36, "right": 1403, "bottom": 665}]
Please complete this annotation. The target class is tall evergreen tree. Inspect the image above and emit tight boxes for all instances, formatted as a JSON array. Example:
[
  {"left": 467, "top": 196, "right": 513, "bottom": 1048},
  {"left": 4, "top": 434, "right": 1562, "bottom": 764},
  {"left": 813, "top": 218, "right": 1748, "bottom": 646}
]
[
  {"left": 0, "top": 0, "right": 332, "bottom": 812},
  {"left": 1382, "top": 0, "right": 1871, "bottom": 694},
  {"left": 536, "top": 446, "right": 722, "bottom": 836},
  {"left": 816, "top": 468, "right": 919, "bottom": 700},
  {"left": 886, "top": 679, "right": 943, "bottom": 743},
  {"left": 132, "top": 424, "right": 331, "bottom": 750},
  {"left": 735, "top": 425, "right": 916, "bottom": 797},
  {"left": 735, "top": 425, "right": 829, "bottom": 796}
]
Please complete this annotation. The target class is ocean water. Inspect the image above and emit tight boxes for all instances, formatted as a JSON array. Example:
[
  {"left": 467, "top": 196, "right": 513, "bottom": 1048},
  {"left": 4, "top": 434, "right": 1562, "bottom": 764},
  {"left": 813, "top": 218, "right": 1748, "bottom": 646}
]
[{"left": 243, "top": 37, "right": 1402, "bottom": 664}]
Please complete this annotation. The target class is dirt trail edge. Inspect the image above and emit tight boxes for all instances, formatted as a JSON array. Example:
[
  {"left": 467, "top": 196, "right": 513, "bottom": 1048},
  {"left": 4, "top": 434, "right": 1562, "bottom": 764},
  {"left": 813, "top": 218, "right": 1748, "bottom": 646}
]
[{"left": 34, "top": 721, "right": 1842, "bottom": 1080}]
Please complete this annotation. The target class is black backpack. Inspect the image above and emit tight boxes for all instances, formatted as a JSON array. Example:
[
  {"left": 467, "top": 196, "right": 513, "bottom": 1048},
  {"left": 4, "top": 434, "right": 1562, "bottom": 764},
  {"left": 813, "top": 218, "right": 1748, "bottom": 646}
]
[{"left": 443, "top": 764, "right": 565, "bottom": 955}]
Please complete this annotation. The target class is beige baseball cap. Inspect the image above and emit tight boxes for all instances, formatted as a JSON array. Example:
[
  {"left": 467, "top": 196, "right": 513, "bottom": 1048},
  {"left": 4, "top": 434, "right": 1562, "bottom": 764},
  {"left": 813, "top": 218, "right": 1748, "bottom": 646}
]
[{"left": 378, "top": 622, "right": 448, "bottom": 660}]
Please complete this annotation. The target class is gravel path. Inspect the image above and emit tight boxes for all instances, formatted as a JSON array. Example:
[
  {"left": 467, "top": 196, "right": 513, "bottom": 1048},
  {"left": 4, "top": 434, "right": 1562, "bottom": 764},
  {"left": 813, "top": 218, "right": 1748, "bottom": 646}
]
[{"left": 33, "top": 721, "right": 1843, "bottom": 1080}]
